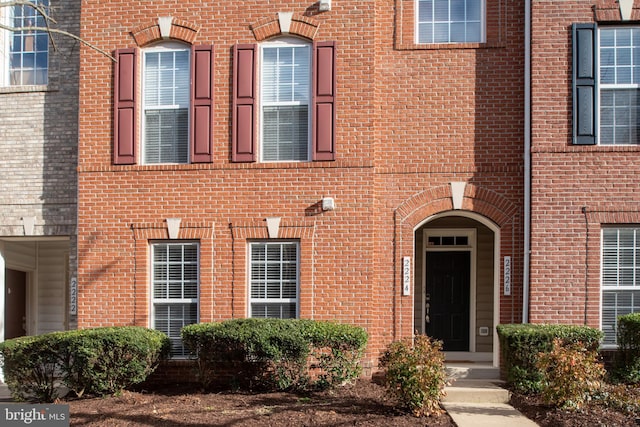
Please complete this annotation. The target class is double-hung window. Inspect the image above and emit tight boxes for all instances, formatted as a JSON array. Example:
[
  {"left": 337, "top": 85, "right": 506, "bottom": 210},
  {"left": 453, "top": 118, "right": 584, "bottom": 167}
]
[
  {"left": 113, "top": 44, "right": 214, "bottom": 165},
  {"left": 231, "top": 40, "right": 336, "bottom": 163},
  {"left": 249, "top": 241, "right": 299, "bottom": 319},
  {"left": 142, "top": 46, "right": 190, "bottom": 164},
  {"left": 599, "top": 28, "right": 640, "bottom": 145},
  {"left": 151, "top": 242, "right": 199, "bottom": 357},
  {"left": 601, "top": 228, "right": 640, "bottom": 346},
  {"left": 573, "top": 25, "right": 640, "bottom": 145},
  {"left": 416, "top": 0, "right": 484, "bottom": 44},
  {"left": 261, "top": 40, "right": 311, "bottom": 162},
  {"left": 1, "top": 0, "right": 49, "bottom": 86}
]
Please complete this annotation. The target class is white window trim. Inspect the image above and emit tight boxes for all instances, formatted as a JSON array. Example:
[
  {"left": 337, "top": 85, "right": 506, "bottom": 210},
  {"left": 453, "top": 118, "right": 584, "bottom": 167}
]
[
  {"left": 414, "top": 0, "right": 487, "bottom": 45},
  {"left": 150, "top": 241, "right": 200, "bottom": 358},
  {"left": 141, "top": 42, "right": 191, "bottom": 165},
  {"left": 258, "top": 37, "right": 312, "bottom": 163},
  {"left": 0, "top": 0, "right": 49, "bottom": 87},
  {"left": 248, "top": 240, "right": 300, "bottom": 319},
  {"left": 597, "top": 27, "right": 640, "bottom": 146},
  {"left": 600, "top": 228, "right": 640, "bottom": 348}
]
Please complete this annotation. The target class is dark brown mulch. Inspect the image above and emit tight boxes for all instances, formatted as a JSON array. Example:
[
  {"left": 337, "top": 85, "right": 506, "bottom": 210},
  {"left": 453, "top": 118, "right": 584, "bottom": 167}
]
[
  {"left": 66, "top": 379, "right": 640, "bottom": 426},
  {"left": 67, "top": 379, "right": 456, "bottom": 426},
  {"left": 510, "top": 387, "right": 640, "bottom": 427}
]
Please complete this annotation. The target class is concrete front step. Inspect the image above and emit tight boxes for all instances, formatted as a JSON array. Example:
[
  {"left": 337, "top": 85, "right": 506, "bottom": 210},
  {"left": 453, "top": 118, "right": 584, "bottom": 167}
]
[
  {"left": 443, "top": 379, "right": 511, "bottom": 404},
  {"left": 446, "top": 363, "right": 500, "bottom": 380}
]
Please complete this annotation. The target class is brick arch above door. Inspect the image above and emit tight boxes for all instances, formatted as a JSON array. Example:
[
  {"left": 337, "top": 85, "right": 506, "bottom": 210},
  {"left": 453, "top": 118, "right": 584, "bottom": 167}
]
[{"left": 395, "top": 183, "right": 518, "bottom": 230}]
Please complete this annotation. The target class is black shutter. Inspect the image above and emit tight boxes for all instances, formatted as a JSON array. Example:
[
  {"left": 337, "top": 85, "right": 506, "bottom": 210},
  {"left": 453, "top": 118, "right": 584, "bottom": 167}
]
[{"left": 572, "top": 23, "right": 597, "bottom": 145}]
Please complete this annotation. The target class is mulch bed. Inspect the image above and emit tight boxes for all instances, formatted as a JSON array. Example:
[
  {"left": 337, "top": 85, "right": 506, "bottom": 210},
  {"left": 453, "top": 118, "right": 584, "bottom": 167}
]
[
  {"left": 67, "top": 379, "right": 455, "bottom": 426},
  {"left": 64, "top": 379, "right": 640, "bottom": 426}
]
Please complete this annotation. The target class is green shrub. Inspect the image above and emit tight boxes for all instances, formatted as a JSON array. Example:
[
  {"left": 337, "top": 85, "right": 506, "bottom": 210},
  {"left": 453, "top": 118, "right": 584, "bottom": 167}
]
[
  {"left": 614, "top": 313, "right": 640, "bottom": 383},
  {"left": 0, "top": 334, "right": 63, "bottom": 402},
  {"left": 379, "top": 335, "right": 448, "bottom": 417},
  {"left": 298, "top": 319, "right": 368, "bottom": 388},
  {"left": 536, "top": 338, "right": 606, "bottom": 410},
  {"left": 0, "top": 327, "right": 170, "bottom": 402},
  {"left": 182, "top": 318, "right": 368, "bottom": 391},
  {"left": 497, "top": 324, "right": 603, "bottom": 394},
  {"left": 60, "top": 327, "right": 170, "bottom": 397}
]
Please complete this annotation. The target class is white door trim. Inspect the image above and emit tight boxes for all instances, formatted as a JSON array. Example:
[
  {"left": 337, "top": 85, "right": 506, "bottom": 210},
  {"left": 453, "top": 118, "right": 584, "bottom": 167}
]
[{"left": 416, "top": 211, "right": 501, "bottom": 367}]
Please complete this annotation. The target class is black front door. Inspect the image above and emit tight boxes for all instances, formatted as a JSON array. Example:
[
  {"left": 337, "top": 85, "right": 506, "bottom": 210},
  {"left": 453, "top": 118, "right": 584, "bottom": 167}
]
[{"left": 425, "top": 251, "right": 470, "bottom": 351}]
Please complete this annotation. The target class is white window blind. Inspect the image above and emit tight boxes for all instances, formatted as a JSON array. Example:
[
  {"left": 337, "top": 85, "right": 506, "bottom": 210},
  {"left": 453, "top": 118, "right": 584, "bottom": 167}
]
[
  {"left": 143, "top": 48, "right": 190, "bottom": 164},
  {"left": 261, "top": 43, "right": 310, "bottom": 162},
  {"left": 152, "top": 242, "right": 199, "bottom": 357},
  {"left": 417, "top": 0, "right": 483, "bottom": 44},
  {"left": 249, "top": 242, "right": 299, "bottom": 319},
  {"left": 602, "top": 228, "right": 640, "bottom": 346}
]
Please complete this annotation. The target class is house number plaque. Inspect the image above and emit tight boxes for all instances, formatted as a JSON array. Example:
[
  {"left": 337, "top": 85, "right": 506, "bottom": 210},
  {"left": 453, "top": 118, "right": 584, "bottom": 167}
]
[
  {"left": 402, "top": 257, "right": 411, "bottom": 296},
  {"left": 504, "top": 256, "right": 511, "bottom": 296}
]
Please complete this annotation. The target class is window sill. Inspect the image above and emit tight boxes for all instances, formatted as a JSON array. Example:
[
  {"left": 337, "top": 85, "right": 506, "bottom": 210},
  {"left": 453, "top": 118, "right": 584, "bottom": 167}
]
[
  {"left": 0, "top": 84, "right": 57, "bottom": 94},
  {"left": 395, "top": 41, "right": 506, "bottom": 50}
]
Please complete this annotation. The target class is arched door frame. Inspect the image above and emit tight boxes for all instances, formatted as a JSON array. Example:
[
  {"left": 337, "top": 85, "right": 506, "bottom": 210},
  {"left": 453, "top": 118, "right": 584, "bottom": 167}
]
[{"left": 416, "top": 211, "right": 500, "bottom": 366}]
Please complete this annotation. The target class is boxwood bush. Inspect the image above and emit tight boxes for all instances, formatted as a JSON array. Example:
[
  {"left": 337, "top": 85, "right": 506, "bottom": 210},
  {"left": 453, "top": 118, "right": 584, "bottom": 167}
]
[
  {"left": 181, "top": 318, "right": 368, "bottom": 391},
  {"left": 614, "top": 313, "right": 640, "bottom": 383},
  {"left": 0, "top": 327, "right": 170, "bottom": 402},
  {"left": 497, "top": 323, "right": 603, "bottom": 394}
]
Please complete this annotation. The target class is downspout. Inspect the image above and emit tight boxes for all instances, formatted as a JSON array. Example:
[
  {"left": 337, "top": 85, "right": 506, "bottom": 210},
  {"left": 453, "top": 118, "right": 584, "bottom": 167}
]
[{"left": 523, "top": 0, "right": 532, "bottom": 324}]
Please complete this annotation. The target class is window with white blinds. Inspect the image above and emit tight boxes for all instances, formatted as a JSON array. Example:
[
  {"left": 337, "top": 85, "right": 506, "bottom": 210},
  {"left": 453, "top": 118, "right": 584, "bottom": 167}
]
[
  {"left": 416, "top": 0, "right": 484, "bottom": 44},
  {"left": 143, "top": 47, "right": 190, "bottom": 164},
  {"left": 602, "top": 228, "right": 640, "bottom": 346},
  {"left": 261, "top": 40, "right": 311, "bottom": 162},
  {"left": 151, "top": 242, "right": 199, "bottom": 357},
  {"left": 249, "top": 241, "right": 299, "bottom": 319}
]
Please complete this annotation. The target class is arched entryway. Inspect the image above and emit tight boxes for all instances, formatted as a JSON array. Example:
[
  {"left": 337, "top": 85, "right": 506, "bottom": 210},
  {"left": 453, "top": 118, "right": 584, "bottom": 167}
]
[
  {"left": 393, "top": 182, "right": 521, "bottom": 367},
  {"left": 414, "top": 213, "right": 499, "bottom": 363}
]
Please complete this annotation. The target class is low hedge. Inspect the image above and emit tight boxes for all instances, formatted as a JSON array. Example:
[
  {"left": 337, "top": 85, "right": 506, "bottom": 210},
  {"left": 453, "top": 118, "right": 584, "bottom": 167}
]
[
  {"left": 614, "top": 313, "right": 640, "bottom": 383},
  {"left": 497, "top": 323, "right": 603, "bottom": 394},
  {"left": 182, "top": 318, "right": 368, "bottom": 391},
  {"left": 0, "top": 327, "right": 170, "bottom": 402}
]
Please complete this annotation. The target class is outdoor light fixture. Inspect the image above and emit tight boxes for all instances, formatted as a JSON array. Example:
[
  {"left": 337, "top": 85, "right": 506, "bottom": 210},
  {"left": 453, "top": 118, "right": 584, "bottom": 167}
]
[{"left": 319, "top": 0, "right": 331, "bottom": 12}]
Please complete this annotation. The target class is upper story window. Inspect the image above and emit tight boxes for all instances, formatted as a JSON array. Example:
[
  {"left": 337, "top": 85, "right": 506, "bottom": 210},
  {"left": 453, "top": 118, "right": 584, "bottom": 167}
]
[
  {"left": 232, "top": 40, "right": 336, "bottom": 163},
  {"left": 573, "top": 24, "right": 640, "bottom": 145},
  {"left": 599, "top": 27, "right": 640, "bottom": 145},
  {"left": 260, "top": 39, "right": 311, "bottom": 162},
  {"left": 416, "top": 0, "right": 484, "bottom": 44},
  {"left": 1, "top": 0, "right": 49, "bottom": 86},
  {"left": 142, "top": 45, "right": 190, "bottom": 164},
  {"left": 113, "top": 44, "right": 214, "bottom": 165}
]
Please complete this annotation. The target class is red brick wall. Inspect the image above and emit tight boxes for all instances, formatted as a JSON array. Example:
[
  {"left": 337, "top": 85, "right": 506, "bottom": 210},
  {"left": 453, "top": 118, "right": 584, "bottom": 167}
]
[
  {"left": 78, "top": 0, "right": 525, "bottom": 368},
  {"left": 530, "top": 0, "right": 640, "bottom": 327}
]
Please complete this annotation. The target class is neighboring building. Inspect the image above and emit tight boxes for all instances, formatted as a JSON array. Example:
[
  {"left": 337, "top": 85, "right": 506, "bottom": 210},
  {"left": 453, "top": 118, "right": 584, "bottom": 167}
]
[
  {"left": 529, "top": 0, "right": 640, "bottom": 348},
  {"left": 76, "top": 0, "right": 525, "bottom": 368},
  {"left": 0, "top": 0, "right": 78, "bottom": 341}
]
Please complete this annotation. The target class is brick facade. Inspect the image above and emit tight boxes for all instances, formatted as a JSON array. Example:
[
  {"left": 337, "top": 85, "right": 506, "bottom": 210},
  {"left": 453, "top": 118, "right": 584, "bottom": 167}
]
[
  {"left": 77, "top": 0, "right": 525, "bottom": 367},
  {"left": 530, "top": 0, "right": 640, "bottom": 330}
]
